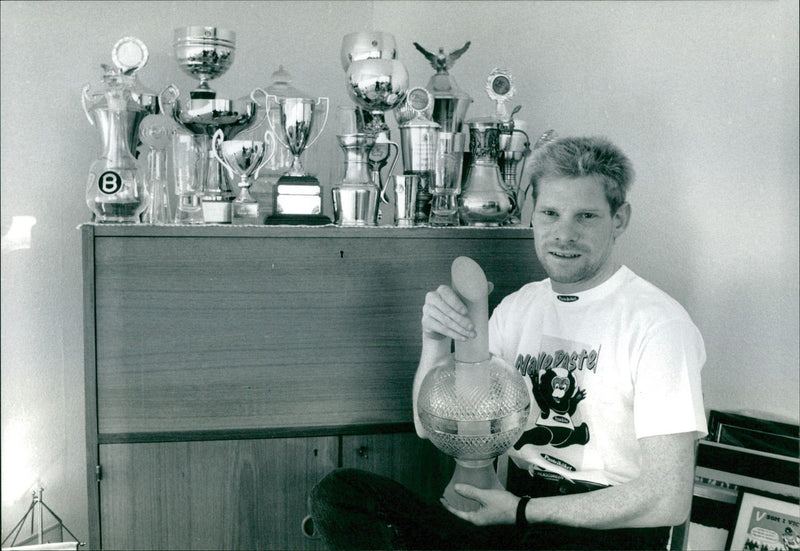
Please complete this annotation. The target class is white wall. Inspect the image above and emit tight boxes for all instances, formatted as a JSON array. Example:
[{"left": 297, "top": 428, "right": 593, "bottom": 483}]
[{"left": 2, "top": 0, "right": 798, "bottom": 543}]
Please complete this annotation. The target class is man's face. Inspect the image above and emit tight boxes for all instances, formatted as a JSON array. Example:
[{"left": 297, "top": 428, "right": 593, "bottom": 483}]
[{"left": 532, "top": 175, "right": 630, "bottom": 293}]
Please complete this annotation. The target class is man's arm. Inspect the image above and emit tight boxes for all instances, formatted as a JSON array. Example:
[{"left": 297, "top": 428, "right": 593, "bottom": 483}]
[
  {"left": 413, "top": 285, "right": 477, "bottom": 439},
  {"left": 445, "top": 431, "right": 697, "bottom": 529}
]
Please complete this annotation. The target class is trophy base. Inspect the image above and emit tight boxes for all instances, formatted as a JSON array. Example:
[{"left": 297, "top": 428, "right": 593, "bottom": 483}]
[
  {"left": 231, "top": 201, "right": 262, "bottom": 225},
  {"left": 264, "top": 214, "right": 331, "bottom": 226},
  {"left": 269, "top": 175, "right": 328, "bottom": 224},
  {"left": 202, "top": 196, "right": 232, "bottom": 224}
]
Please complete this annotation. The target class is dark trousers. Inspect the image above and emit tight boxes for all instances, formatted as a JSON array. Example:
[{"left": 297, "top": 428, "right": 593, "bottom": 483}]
[{"left": 310, "top": 468, "right": 671, "bottom": 550}]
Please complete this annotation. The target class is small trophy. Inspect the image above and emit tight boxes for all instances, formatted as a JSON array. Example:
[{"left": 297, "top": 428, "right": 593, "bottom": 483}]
[
  {"left": 212, "top": 129, "right": 275, "bottom": 224},
  {"left": 251, "top": 88, "right": 331, "bottom": 224}
]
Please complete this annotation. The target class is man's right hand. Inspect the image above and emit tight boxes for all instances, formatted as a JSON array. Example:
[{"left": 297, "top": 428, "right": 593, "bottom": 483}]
[{"left": 421, "top": 284, "right": 478, "bottom": 342}]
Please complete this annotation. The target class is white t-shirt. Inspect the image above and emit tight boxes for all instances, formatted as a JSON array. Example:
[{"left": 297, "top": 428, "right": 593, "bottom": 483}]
[{"left": 489, "top": 266, "right": 707, "bottom": 487}]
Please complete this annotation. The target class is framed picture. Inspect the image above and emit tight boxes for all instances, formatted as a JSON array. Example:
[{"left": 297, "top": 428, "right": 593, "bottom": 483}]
[
  {"left": 708, "top": 410, "right": 799, "bottom": 458},
  {"left": 726, "top": 488, "right": 800, "bottom": 551}
]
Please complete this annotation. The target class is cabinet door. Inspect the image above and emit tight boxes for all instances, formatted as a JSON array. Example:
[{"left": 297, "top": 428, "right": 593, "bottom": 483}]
[
  {"left": 341, "top": 432, "right": 454, "bottom": 502},
  {"left": 99, "top": 437, "right": 337, "bottom": 550}
]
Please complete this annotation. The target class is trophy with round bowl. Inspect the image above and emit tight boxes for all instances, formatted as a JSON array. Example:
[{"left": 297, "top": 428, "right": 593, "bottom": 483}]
[
  {"left": 173, "top": 26, "right": 235, "bottom": 100},
  {"left": 212, "top": 128, "right": 275, "bottom": 225},
  {"left": 417, "top": 257, "right": 530, "bottom": 512},
  {"left": 167, "top": 27, "right": 258, "bottom": 223},
  {"left": 250, "top": 88, "right": 331, "bottom": 225},
  {"left": 341, "top": 32, "right": 407, "bottom": 202}
]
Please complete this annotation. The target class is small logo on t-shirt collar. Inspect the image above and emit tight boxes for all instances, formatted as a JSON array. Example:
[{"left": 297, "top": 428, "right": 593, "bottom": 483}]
[{"left": 557, "top": 295, "right": 579, "bottom": 303}]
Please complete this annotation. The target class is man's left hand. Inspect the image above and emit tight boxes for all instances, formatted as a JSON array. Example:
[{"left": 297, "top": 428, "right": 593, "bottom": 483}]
[{"left": 441, "top": 484, "right": 519, "bottom": 526}]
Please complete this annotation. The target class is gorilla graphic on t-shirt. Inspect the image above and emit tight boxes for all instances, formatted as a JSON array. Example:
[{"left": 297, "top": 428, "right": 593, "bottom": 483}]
[{"left": 514, "top": 366, "right": 590, "bottom": 449}]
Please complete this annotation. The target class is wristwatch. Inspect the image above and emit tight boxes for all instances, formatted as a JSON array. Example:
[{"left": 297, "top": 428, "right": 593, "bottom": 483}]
[{"left": 516, "top": 496, "right": 531, "bottom": 527}]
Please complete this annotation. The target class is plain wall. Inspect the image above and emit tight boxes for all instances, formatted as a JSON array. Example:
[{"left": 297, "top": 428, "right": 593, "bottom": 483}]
[{"left": 2, "top": 0, "right": 798, "bottom": 544}]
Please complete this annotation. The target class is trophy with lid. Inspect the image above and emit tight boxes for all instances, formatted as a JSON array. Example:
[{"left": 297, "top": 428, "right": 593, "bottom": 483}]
[
  {"left": 341, "top": 32, "right": 407, "bottom": 205},
  {"left": 167, "top": 26, "right": 258, "bottom": 223},
  {"left": 82, "top": 37, "right": 160, "bottom": 223},
  {"left": 396, "top": 87, "right": 440, "bottom": 224}
]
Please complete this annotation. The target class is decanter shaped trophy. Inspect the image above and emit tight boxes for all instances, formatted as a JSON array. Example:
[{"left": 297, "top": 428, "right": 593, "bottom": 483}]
[
  {"left": 212, "top": 129, "right": 276, "bottom": 224},
  {"left": 82, "top": 37, "right": 159, "bottom": 222},
  {"left": 341, "top": 32, "right": 406, "bottom": 199},
  {"left": 331, "top": 105, "right": 388, "bottom": 226},
  {"left": 459, "top": 118, "right": 514, "bottom": 226},
  {"left": 418, "top": 257, "right": 530, "bottom": 512},
  {"left": 251, "top": 87, "right": 331, "bottom": 225},
  {"left": 168, "top": 27, "right": 258, "bottom": 223}
]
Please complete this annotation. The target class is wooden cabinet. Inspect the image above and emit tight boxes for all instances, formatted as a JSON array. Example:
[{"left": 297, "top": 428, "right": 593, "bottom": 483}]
[{"left": 82, "top": 225, "right": 544, "bottom": 549}]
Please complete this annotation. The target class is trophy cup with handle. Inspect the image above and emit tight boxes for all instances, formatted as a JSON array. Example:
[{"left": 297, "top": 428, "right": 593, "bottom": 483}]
[
  {"left": 212, "top": 128, "right": 276, "bottom": 224},
  {"left": 166, "top": 27, "right": 258, "bottom": 223},
  {"left": 251, "top": 88, "right": 331, "bottom": 225}
]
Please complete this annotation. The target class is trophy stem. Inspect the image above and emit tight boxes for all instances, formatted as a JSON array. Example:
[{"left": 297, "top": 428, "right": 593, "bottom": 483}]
[{"left": 442, "top": 458, "right": 504, "bottom": 513}]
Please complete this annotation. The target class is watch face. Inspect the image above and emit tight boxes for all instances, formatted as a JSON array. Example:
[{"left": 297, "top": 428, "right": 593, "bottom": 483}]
[{"left": 492, "top": 75, "right": 511, "bottom": 96}]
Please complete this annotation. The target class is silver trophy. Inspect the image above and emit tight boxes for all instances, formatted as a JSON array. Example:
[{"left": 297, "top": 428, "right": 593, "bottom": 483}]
[
  {"left": 413, "top": 41, "right": 473, "bottom": 134},
  {"left": 251, "top": 88, "right": 331, "bottom": 224},
  {"left": 173, "top": 26, "right": 235, "bottom": 99},
  {"left": 166, "top": 27, "right": 256, "bottom": 223},
  {"left": 397, "top": 87, "right": 440, "bottom": 223},
  {"left": 212, "top": 128, "right": 276, "bottom": 224},
  {"left": 165, "top": 86, "right": 258, "bottom": 223},
  {"left": 342, "top": 32, "right": 407, "bottom": 199}
]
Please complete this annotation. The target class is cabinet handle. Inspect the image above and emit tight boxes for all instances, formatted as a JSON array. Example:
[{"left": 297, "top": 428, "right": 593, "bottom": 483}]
[{"left": 301, "top": 514, "right": 321, "bottom": 539}]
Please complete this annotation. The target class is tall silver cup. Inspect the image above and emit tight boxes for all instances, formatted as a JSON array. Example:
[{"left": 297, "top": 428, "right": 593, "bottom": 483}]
[{"left": 382, "top": 174, "right": 419, "bottom": 227}]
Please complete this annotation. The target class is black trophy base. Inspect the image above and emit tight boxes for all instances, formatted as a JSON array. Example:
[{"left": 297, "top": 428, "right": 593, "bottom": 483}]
[{"left": 265, "top": 214, "right": 332, "bottom": 226}]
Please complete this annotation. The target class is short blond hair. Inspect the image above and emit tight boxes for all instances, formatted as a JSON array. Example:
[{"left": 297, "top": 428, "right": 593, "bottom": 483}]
[{"left": 529, "top": 136, "right": 634, "bottom": 214}]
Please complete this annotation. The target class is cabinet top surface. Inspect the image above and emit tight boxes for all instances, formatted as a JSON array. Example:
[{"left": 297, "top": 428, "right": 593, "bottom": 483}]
[{"left": 81, "top": 223, "right": 534, "bottom": 239}]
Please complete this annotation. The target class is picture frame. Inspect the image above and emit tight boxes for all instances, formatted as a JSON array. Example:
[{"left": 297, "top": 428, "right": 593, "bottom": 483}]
[
  {"left": 707, "top": 410, "right": 799, "bottom": 458},
  {"left": 726, "top": 487, "right": 800, "bottom": 551}
]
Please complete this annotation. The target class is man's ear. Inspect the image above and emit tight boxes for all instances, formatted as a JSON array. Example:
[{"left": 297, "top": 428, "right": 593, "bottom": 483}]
[{"left": 613, "top": 202, "right": 631, "bottom": 239}]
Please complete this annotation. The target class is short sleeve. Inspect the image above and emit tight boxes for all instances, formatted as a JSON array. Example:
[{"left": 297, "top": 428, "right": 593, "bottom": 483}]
[{"left": 633, "top": 318, "right": 707, "bottom": 439}]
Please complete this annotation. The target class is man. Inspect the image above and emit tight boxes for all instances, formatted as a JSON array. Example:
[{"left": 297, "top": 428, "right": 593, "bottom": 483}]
[{"left": 312, "top": 136, "right": 706, "bottom": 550}]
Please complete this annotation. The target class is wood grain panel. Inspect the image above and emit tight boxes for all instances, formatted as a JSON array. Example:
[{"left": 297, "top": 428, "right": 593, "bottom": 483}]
[
  {"left": 93, "top": 232, "right": 544, "bottom": 435},
  {"left": 99, "top": 437, "right": 337, "bottom": 550},
  {"left": 342, "top": 433, "right": 455, "bottom": 503}
]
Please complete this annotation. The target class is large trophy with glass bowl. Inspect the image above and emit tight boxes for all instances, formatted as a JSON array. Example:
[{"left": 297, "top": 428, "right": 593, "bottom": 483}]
[
  {"left": 418, "top": 257, "right": 530, "bottom": 512},
  {"left": 82, "top": 36, "right": 160, "bottom": 223},
  {"left": 341, "top": 32, "right": 407, "bottom": 204},
  {"left": 167, "top": 26, "right": 258, "bottom": 223},
  {"left": 250, "top": 87, "right": 331, "bottom": 225}
]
